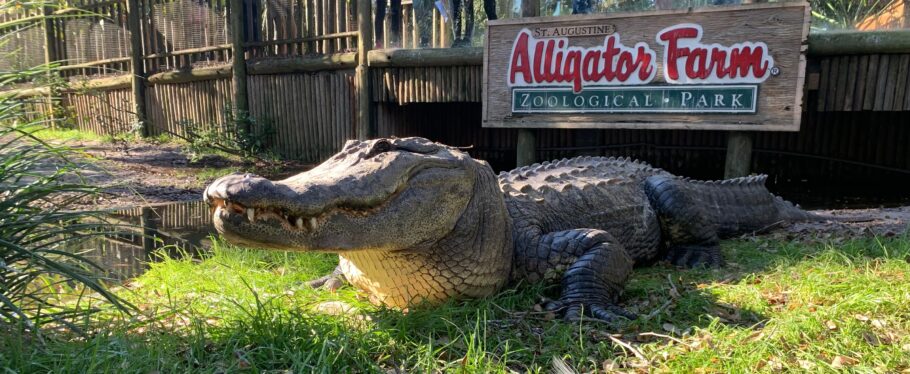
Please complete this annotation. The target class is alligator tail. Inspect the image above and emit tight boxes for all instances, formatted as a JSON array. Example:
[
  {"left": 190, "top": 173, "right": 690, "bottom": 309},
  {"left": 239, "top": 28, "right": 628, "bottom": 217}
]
[{"left": 675, "top": 175, "right": 829, "bottom": 237}]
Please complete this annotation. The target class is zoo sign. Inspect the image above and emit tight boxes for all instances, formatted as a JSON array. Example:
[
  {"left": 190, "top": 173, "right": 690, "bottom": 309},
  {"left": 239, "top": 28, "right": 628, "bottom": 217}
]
[{"left": 482, "top": 3, "right": 810, "bottom": 131}]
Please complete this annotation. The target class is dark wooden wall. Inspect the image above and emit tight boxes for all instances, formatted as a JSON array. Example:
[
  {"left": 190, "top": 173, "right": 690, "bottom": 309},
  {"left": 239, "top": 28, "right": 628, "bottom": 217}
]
[{"left": 375, "top": 55, "right": 910, "bottom": 208}]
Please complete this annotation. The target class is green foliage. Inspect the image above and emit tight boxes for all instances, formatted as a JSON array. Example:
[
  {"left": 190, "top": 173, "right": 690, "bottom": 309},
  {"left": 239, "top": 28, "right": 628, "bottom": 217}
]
[
  {"left": 2, "top": 235, "right": 909, "bottom": 371},
  {"left": 809, "top": 0, "right": 895, "bottom": 30},
  {"left": 0, "top": 105, "right": 133, "bottom": 333},
  {"left": 175, "top": 108, "right": 275, "bottom": 163},
  {"left": 0, "top": 1, "right": 132, "bottom": 332}
]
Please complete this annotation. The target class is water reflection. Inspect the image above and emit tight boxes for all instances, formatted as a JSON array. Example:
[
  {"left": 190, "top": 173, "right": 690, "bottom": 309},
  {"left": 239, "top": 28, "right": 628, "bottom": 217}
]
[{"left": 72, "top": 201, "right": 216, "bottom": 281}]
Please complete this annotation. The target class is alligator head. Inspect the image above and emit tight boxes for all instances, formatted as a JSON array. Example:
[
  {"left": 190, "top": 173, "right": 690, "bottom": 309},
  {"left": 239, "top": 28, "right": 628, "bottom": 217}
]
[{"left": 205, "top": 137, "right": 512, "bottom": 308}]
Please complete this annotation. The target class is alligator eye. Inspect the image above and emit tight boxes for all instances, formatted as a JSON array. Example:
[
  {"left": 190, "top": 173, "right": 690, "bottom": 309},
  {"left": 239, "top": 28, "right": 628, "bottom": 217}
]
[{"left": 365, "top": 139, "right": 394, "bottom": 159}]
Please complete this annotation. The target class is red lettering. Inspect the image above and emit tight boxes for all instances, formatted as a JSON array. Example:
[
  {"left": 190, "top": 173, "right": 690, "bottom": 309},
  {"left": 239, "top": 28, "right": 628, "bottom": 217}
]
[
  {"left": 685, "top": 48, "right": 708, "bottom": 79},
  {"left": 582, "top": 50, "right": 601, "bottom": 82},
  {"left": 553, "top": 40, "right": 566, "bottom": 82},
  {"left": 602, "top": 37, "right": 618, "bottom": 81},
  {"left": 658, "top": 26, "right": 699, "bottom": 81},
  {"left": 509, "top": 32, "right": 532, "bottom": 84},
  {"left": 637, "top": 46, "right": 653, "bottom": 81},
  {"left": 616, "top": 52, "right": 633, "bottom": 81},
  {"left": 563, "top": 50, "right": 583, "bottom": 93},
  {"left": 709, "top": 47, "right": 729, "bottom": 78},
  {"left": 657, "top": 25, "right": 773, "bottom": 82},
  {"left": 729, "top": 45, "right": 768, "bottom": 78},
  {"left": 532, "top": 39, "right": 552, "bottom": 82}
]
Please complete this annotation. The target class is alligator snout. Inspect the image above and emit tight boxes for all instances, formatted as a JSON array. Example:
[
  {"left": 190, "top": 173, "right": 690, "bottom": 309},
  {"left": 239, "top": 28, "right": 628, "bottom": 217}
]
[
  {"left": 204, "top": 173, "right": 273, "bottom": 205},
  {"left": 204, "top": 173, "right": 296, "bottom": 220}
]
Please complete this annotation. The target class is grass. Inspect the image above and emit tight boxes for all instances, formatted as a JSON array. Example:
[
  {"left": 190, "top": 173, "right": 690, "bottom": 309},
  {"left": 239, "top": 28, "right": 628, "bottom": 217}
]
[
  {"left": 28, "top": 127, "right": 182, "bottom": 145},
  {"left": 26, "top": 127, "right": 111, "bottom": 143},
  {"left": 173, "top": 166, "right": 243, "bottom": 185},
  {"left": 1, "top": 235, "right": 909, "bottom": 372}
]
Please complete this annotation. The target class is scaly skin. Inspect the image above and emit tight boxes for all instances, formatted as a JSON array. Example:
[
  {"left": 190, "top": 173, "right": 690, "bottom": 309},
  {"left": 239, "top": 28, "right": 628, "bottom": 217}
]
[{"left": 205, "top": 137, "right": 814, "bottom": 321}]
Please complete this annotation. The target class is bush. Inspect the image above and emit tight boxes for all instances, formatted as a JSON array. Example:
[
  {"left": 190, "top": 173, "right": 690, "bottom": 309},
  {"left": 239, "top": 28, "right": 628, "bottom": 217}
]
[{"left": 175, "top": 107, "right": 275, "bottom": 163}]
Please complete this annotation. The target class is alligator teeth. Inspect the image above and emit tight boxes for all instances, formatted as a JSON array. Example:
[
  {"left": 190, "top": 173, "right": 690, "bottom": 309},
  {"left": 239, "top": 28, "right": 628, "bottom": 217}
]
[
  {"left": 296, "top": 217, "right": 304, "bottom": 230},
  {"left": 247, "top": 208, "right": 255, "bottom": 221},
  {"left": 309, "top": 217, "right": 317, "bottom": 230}
]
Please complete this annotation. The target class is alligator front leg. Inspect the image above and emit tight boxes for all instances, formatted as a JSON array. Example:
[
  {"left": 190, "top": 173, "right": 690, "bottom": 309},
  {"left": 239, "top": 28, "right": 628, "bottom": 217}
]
[
  {"left": 305, "top": 265, "right": 348, "bottom": 291},
  {"left": 528, "top": 229, "right": 636, "bottom": 322}
]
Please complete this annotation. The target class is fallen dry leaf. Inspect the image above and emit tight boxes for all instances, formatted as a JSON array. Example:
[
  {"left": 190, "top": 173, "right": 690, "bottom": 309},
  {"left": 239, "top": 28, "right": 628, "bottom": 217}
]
[
  {"left": 854, "top": 314, "right": 870, "bottom": 322},
  {"left": 746, "top": 330, "right": 765, "bottom": 342},
  {"left": 798, "top": 359, "right": 816, "bottom": 370},
  {"left": 830, "top": 355, "right": 858, "bottom": 368},
  {"left": 825, "top": 320, "right": 838, "bottom": 330},
  {"left": 871, "top": 319, "right": 887, "bottom": 328},
  {"left": 765, "top": 358, "right": 784, "bottom": 372}
]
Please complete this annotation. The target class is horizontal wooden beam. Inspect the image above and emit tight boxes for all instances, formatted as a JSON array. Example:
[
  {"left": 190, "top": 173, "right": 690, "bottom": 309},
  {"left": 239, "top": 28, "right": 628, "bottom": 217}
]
[
  {"left": 0, "top": 86, "right": 50, "bottom": 99},
  {"left": 144, "top": 44, "right": 232, "bottom": 59},
  {"left": 1, "top": 75, "right": 133, "bottom": 98},
  {"left": 246, "top": 52, "right": 357, "bottom": 74},
  {"left": 808, "top": 30, "right": 910, "bottom": 56},
  {"left": 147, "top": 65, "right": 232, "bottom": 85},
  {"left": 69, "top": 75, "right": 132, "bottom": 90},
  {"left": 368, "top": 48, "right": 483, "bottom": 67},
  {"left": 59, "top": 56, "right": 131, "bottom": 70},
  {"left": 243, "top": 32, "right": 360, "bottom": 48}
]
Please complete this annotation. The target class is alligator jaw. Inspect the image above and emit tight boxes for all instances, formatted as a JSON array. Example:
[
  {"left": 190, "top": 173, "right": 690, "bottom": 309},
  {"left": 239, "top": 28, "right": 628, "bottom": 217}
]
[
  {"left": 205, "top": 175, "right": 409, "bottom": 251},
  {"left": 207, "top": 191, "right": 398, "bottom": 238}
]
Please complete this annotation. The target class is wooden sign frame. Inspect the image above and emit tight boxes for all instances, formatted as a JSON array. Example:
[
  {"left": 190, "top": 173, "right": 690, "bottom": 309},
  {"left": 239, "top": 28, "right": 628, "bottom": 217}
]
[{"left": 482, "top": 2, "right": 811, "bottom": 131}]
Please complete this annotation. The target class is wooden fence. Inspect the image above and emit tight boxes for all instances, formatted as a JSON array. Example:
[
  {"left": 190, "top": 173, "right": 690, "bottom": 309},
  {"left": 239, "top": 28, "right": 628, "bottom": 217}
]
[
  {"left": 3, "top": 1, "right": 910, "bottom": 178},
  {"left": 248, "top": 71, "right": 356, "bottom": 160},
  {"left": 812, "top": 54, "right": 910, "bottom": 112}
]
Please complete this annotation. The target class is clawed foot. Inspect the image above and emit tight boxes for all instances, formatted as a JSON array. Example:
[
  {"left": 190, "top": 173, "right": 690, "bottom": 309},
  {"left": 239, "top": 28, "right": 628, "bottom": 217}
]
[
  {"left": 305, "top": 271, "right": 347, "bottom": 292},
  {"left": 667, "top": 245, "right": 724, "bottom": 268},
  {"left": 545, "top": 299, "right": 637, "bottom": 323}
]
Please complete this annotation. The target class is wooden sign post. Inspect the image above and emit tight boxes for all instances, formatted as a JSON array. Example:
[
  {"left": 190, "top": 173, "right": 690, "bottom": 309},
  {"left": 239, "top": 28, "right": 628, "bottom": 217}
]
[
  {"left": 516, "top": 0, "right": 540, "bottom": 167},
  {"left": 482, "top": 3, "right": 811, "bottom": 174}
]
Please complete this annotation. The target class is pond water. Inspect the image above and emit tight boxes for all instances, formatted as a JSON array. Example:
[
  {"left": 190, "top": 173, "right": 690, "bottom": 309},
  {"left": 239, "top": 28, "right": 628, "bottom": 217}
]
[{"left": 72, "top": 200, "right": 216, "bottom": 281}]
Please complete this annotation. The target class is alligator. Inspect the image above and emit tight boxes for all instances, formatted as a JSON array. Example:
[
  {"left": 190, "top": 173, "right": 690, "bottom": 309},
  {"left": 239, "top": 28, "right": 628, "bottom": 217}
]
[{"left": 204, "top": 137, "right": 821, "bottom": 321}]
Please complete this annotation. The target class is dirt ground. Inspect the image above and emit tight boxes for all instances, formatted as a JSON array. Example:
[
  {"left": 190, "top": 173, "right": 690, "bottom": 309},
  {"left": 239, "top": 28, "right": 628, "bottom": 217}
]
[
  {"left": 38, "top": 138, "right": 910, "bottom": 238},
  {"left": 54, "top": 139, "right": 311, "bottom": 209}
]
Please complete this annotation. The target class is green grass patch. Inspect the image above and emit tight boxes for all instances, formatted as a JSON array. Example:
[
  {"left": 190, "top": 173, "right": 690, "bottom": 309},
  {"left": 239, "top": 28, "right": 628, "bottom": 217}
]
[
  {"left": 177, "top": 166, "right": 243, "bottom": 184},
  {"left": 2, "top": 236, "right": 909, "bottom": 372},
  {"left": 27, "top": 128, "right": 180, "bottom": 145},
  {"left": 27, "top": 127, "right": 112, "bottom": 143}
]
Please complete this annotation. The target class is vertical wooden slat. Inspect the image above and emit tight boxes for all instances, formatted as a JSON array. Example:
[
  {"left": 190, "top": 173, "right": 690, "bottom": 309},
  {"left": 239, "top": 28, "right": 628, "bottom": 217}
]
[
  {"left": 842, "top": 55, "right": 858, "bottom": 111},
  {"left": 825, "top": 57, "right": 840, "bottom": 112},
  {"left": 862, "top": 54, "right": 881, "bottom": 111},
  {"left": 892, "top": 54, "right": 909, "bottom": 110},
  {"left": 873, "top": 55, "right": 891, "bottom": 111},
  {"left": 882, "top": 54, "right": 901, "bottom": 110}
]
